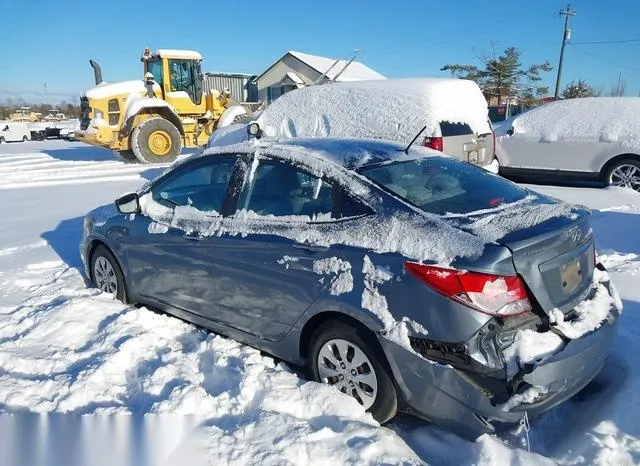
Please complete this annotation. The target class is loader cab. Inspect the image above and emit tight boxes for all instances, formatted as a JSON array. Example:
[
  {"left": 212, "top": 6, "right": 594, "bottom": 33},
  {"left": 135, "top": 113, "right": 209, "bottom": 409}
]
[{"left": 142, "top": 48, "right": 205, "bottom": 114}]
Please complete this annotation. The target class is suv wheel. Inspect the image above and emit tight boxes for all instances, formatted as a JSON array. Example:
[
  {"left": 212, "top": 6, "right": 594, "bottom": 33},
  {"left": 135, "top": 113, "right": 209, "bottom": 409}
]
[
  {"left": 308, "top": 320, "right": 397, "bottom": 423},
  {"left": 606, "top": 158, "right": 640, "bottom": 192}
]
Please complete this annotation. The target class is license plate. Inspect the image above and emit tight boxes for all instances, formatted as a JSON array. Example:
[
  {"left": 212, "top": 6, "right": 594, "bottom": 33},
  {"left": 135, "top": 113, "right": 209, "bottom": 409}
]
[{"left": 560, "top": 258, "right": 582, "bottom": 294}]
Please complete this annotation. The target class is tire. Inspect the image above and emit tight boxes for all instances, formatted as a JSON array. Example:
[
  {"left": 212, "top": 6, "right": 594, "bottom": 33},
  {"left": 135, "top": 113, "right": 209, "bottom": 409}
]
[
  {"left": 131, "top": 117, "right": 182, "bottom": 164},
  {"left": 308, "top": 320, "right": 397, "bottom": 423},
  {"left": 0, "top": 137, "right": 5, "bottom": 144},
  {"left": 90, "top": 245, "right": 128, "bottom": 303},
  {"left": 114, "top": 150, "right": 138, "bottom": 163},
  {"left": 22, "top": 136, "right": 28, "bottom": 142},
  {"left": 604, "top": 158, "right": 640, "bottom": 192}
]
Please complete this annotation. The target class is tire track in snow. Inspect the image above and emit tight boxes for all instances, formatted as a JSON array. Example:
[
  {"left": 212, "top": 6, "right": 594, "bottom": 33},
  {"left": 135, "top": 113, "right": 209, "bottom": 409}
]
[{"left": 0, "top": 150, "right": 171, "bottom": 190}]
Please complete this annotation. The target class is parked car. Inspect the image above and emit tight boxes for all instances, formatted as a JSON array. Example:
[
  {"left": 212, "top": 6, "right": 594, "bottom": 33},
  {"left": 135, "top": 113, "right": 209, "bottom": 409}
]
[
  {"left": 30, "top": 129, "right": 47, "bottom": 141},
  {"left": 209, "top": 78, "right": 496, "bottom": 169},
  {"left": 496, "top": 97, "right": 640, "bottom": 192},
  {"left": 59, "top": 127, "right": 76, "bottom": 141},
  {"left": 81, "top": 138, "right": 620, "bottom": 440},
  {"left": 45, "top": 126, "right": 62, "bottom": 139},
  {"left": 0, "top": 122, "right": 31, "bottom": 143}
]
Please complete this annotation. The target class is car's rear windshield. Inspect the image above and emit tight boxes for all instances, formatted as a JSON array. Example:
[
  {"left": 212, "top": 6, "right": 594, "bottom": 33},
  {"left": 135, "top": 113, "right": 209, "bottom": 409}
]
[{"left": 359, "top": 157, "right": 527, "bottom": 215}]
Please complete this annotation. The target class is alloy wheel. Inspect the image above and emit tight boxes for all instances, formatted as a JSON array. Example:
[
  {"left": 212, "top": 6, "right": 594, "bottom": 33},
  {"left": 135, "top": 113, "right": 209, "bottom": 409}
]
[
  {"left": 317, "top": 338, "right": 378, "bottom": 409},
  {"left": 93, "top": 256, "right": 118, "bottom": 296},
  {"left": 609, "top": 164, "right": 640, "bottom": 191}
]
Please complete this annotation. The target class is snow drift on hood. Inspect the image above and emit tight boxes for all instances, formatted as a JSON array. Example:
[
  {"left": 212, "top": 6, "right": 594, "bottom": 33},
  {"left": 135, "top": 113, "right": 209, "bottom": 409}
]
[
  {"left": 505, "top": 97, "right": 640, "bottom": 148},
  {"left": 256, "top": 78, "right": 492, "bottom": 143},
  {"left": 84, "top": 80, "right": 146, "bottom": 100}
]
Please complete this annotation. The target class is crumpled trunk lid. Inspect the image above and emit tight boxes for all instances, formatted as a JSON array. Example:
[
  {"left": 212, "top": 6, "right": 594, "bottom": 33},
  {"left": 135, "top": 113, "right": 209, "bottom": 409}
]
[{"left": 449, "top": 193, "right": 594, "bottom": 314}]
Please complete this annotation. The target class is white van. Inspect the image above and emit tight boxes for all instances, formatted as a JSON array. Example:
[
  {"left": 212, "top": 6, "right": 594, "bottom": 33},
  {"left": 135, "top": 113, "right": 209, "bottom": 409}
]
[
  {"left": 0, "top": 122, "right": 31, "bottom": 143},
  {"left": 209, "top": 78, "right": 496, "bottom": 168}
]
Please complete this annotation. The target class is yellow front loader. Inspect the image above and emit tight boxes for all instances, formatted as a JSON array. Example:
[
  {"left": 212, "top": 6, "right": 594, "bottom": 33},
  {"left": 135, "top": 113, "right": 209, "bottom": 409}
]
[{"left": 77, "top": 48, "right": 247, "bottom": 163}]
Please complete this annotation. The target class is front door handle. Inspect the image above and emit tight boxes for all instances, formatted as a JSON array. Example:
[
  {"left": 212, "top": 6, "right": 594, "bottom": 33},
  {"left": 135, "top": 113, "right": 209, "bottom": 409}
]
[{"left": 292, "top": 243, "right": 328, "bottom": 253}]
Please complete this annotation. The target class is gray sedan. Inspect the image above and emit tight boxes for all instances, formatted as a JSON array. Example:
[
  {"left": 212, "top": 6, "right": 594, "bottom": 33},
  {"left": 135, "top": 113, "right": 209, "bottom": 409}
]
[{"left": 81, "top": 138, "right": 620, "bottom": 440}]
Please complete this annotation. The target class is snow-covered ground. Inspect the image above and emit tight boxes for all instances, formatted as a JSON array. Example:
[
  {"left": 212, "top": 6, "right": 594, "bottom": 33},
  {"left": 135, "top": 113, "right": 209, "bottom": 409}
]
[{"left": 1, "top": 140, "right": 639, "bottom": 465}]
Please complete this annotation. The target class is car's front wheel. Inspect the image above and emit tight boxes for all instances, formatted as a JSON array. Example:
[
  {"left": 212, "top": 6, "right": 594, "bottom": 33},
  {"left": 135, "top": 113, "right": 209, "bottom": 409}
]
[
  {"left": 308, "top": 320, "right": 397, "bottom": 423},
  {"left": 90, "top": 245, "right": 127, "bottom": 302},
  {"left": 605, "top": 158, "right": 640, "bottom": 192}
]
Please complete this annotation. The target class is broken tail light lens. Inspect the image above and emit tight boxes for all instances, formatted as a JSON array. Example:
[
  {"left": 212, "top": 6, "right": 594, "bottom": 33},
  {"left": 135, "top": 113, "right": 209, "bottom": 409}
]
[{"left": 404, "top": 263, "right": 532, "bottom": 317}]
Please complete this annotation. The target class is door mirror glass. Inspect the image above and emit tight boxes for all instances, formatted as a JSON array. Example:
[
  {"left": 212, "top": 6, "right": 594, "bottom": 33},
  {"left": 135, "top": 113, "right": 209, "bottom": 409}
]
[{"left": 115, "top": 193, "right": 140, "bottom": 214}]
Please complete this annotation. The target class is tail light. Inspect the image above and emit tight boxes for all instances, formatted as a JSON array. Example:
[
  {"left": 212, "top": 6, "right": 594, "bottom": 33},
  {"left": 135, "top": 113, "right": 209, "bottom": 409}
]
[
  {"left": 404, "top": 263, "right": 532, "bottom": 317},
  {"left": 424, "top": 136, "right": 443, "bottom": 152}
]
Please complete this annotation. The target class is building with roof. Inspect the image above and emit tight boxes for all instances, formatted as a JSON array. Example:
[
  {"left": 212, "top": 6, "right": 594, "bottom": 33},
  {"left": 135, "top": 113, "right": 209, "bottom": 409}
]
[{"left": 255, "top": 51, "right": 386, "bottom": 103}]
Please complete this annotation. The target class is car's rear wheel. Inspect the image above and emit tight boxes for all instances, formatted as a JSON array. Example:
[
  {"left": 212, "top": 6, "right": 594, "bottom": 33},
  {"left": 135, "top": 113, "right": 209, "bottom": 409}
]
[
  {"left": 308, "top": 320, "right": 397, "bottom": 423},
  {"left": 90, "top": 245, "right": 127, "bottom": 303},
  {"left": 605, "top": 158, "right": 640, "bottom": 192},
  {"left": 0, "top": 137, "right": 5, "bottom": 144},
  {"left": 22, "top": 136, "right": 28, "bottom": 142}
]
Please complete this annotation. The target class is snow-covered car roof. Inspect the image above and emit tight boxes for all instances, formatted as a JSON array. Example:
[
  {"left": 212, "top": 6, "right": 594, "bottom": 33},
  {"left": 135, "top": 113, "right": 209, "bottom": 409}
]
[
  {"left": 255, "top": 78, "right": 492, "bottom": 143},
  {"left": 201, "top": 137, "right": 445, "bottom": 170},
  {"left": 508, "top": 97, "right": 640, "bottom": 148}
]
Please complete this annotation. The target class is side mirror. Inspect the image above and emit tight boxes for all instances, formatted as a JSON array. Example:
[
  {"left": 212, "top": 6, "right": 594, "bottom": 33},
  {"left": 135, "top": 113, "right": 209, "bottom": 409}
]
[
  {"left": 506, "top": 127, "right": 514, "bottom": 136},
  {"left": 247, "top": 122, "right": 263, "bottom": 139},
  {"left": 115, "top": 193, "right": 140, "bottom": 214}
]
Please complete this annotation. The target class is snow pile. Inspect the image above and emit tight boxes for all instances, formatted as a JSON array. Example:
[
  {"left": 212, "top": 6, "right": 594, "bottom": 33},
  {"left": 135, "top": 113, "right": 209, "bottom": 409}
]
[
  {"left": 508, "top": 97, "right": 640, "bottom": 148},
  {"left": 502, "top": 330, "right": 564, "bottom": 379},
  {"left": 550, "top": 268, "right": 623, "bottom": 339},
  {"left": 256, "top": 78, "right": 491, "bottom": 144},
  {"left": 84, "top": 80, "right": 146, "bottom": 100},
  {"left": 0, "top": 261, "right": 422, "bottom": 465},
  {"left": 313, "top": 257, "right": 353, "bottom": 295}
]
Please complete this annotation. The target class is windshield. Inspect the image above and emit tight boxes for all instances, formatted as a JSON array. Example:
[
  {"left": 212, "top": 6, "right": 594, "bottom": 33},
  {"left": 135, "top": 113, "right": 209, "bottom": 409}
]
[
  {"left": 359, "top": 157, "right": 527, "bottom": 215},
  {"left": 148, "top": 59, "right": 163, "bottom": 86}
]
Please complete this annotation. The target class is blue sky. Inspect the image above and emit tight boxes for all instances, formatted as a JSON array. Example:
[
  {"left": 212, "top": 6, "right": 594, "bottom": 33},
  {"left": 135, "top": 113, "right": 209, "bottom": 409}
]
[{"left": 1, "top": 0, "right": 638, "bottom": 103}]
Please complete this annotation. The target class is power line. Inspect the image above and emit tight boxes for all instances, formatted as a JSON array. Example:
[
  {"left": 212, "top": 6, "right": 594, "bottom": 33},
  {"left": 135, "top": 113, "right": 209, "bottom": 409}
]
[
  {"left": 571, "top": 38, "right": 640, "bottom": 45},
  {"left": 569, "top": 44, "right": 640, "bottom": 73}
]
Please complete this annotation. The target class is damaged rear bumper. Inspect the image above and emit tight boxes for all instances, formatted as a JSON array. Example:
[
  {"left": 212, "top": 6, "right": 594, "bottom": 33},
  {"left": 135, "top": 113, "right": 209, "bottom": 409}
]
[{"left": 380, "top": 268, "right": 620, "bottom": 441}]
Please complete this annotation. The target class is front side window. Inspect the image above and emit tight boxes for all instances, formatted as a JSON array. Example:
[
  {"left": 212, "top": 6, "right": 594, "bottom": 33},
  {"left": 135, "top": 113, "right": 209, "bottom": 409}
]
[
  {"left": 168, "top": 59, "right": 202, "bottom": 104},
  {"left": 238, "top": 161, "right": 334, "bottom": 219},
  {"left": 152, "top": 160, "right": 236, "bottom": 213},
  {"left": 147, "top": 59, "right": 163, "bottom": 87},
  {"left": 360, "top": 157, "right": 527, "bottom": 215}
]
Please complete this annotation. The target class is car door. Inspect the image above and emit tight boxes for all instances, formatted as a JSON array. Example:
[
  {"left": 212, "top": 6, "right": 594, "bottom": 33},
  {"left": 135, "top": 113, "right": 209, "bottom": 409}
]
[
  {"left": 206, "top": 157, "right": 345, "bottom": 341},
  {"left": 123, "top": 156, "right": 239, "bottom": 316}
]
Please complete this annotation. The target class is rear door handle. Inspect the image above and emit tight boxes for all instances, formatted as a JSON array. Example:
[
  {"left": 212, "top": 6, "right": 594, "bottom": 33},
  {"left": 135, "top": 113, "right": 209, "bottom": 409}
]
[
  {"left": 182, "top": 233, "right": 203, "bottom": 241},
  {"left": 292, "top": 243, "right": 329, "bottom": 253}
]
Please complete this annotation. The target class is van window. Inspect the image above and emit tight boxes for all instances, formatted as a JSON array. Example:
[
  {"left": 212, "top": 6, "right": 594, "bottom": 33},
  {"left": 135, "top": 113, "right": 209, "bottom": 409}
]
[{"left": 439, "top": 121, "right": 474, "bottom": 137}]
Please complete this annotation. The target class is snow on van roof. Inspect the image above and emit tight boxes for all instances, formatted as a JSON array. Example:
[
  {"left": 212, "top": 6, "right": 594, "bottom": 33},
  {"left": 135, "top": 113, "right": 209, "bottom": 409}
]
[
  {"left": 256, "top": 78, "right": 491, "bottom": 143},
  {"left": 288, "top": 51, "right": 386, "bottom": 82},
  {"left": 509, "top": 97, "right": 640, "bottom": 148}
]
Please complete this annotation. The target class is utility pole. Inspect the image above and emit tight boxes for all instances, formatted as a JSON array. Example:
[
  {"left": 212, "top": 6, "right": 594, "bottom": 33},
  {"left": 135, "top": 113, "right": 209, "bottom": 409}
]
[{"left": 554, "top": 4, "right": 576, "bottom": 99}]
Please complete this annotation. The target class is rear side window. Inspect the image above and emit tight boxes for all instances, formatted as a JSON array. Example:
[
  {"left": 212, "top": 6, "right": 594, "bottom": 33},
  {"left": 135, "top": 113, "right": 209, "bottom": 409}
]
[
  {"left": 439, "top": 121, "right": 474, "bottom": 137},
  {"left": 238, "top": 161, "right": 334, "bottom": 219},
  {"left": 360, "top": 157, "right": 526, "bottom": 215}
]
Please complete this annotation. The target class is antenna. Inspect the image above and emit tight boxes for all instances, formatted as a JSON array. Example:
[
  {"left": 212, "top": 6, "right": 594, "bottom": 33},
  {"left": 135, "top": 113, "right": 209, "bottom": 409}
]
[
  {"left": 312, "top": 58, "right": 341, "bottom": 85},
  {"left": 404, "top": 125, "right": 427, "bottom": 154},
  {"left": 329, "top": 49, "right": 363, "bottom": 83}
]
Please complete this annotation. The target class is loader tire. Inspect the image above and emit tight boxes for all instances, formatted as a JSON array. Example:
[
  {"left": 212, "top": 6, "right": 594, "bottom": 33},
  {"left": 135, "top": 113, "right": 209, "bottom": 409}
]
[{"left": 131, "top": 117, "right": 182, "bottom": 164}]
